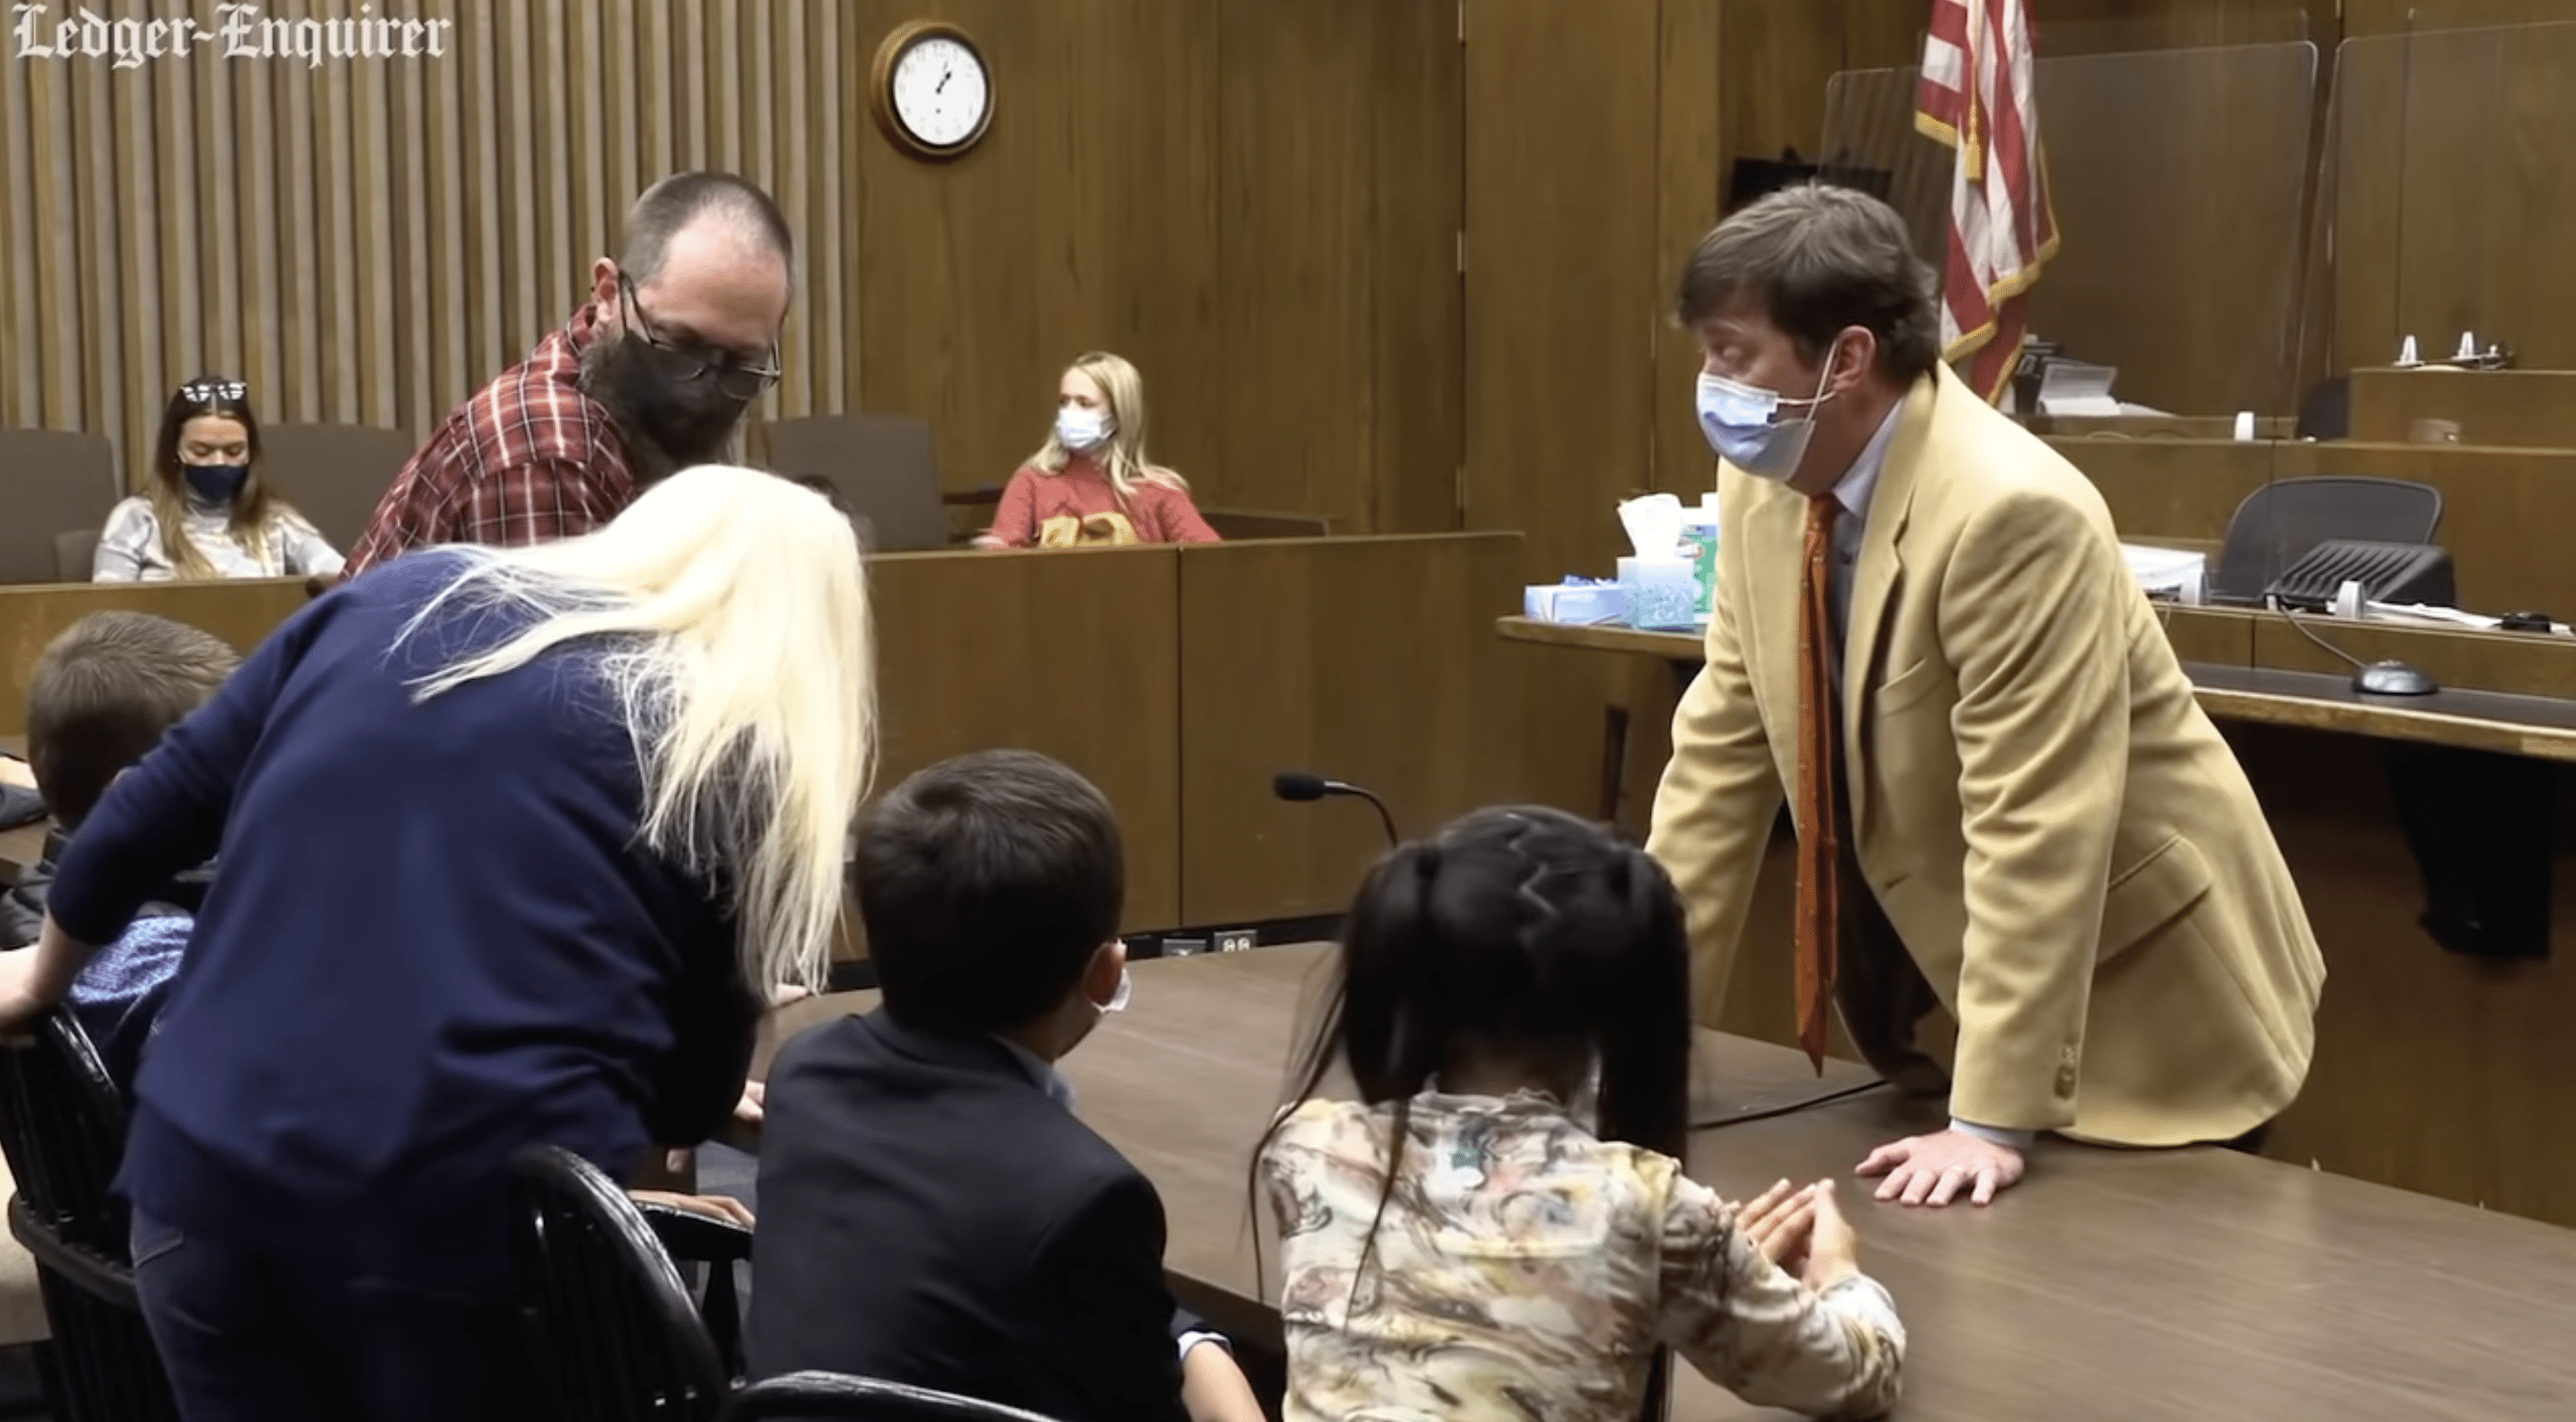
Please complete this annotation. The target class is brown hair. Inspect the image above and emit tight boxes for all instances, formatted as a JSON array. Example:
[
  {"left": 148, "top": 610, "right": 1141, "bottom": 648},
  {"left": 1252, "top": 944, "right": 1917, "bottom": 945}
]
[
  {"left": 149, "top": 374, "right": 306, "bottom": 579},
  {"left": 26, "top": 613, "right": 240, "bottom": 828},
  {"left": 1674, "top": 183, "right": 1941, "bottom": 380}
]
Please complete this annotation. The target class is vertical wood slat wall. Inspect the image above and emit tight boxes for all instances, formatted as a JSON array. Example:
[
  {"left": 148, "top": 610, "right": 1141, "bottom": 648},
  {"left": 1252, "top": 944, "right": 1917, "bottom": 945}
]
[{"left": 0, "top": 1, "right": 857, "bottom": 495}]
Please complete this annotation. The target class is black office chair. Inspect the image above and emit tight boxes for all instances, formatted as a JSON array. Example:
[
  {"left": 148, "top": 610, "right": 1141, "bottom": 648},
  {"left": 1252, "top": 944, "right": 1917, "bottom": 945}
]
[
  {"left": 725, "top": 1373, "right": 1068, "bottom": 1422},
  {"left": 2208, "top": 476, "right": 2443, "bottom": 604},
  {"left": 0, "top": 1011, "right": 179, "bottom": 1422},
  {"left": 508, "top": 1143, "right": 746, "bottom": 1422}
]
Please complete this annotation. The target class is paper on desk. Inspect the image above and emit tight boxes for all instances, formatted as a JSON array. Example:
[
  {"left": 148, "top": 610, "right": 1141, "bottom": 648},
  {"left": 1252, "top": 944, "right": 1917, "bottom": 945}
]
[
  {"left": 2362, "top": 601, "right": 2575, "bottom": 636},
  {"left": 2039, "top": 360, "right": 2121, "bottom": 416}
]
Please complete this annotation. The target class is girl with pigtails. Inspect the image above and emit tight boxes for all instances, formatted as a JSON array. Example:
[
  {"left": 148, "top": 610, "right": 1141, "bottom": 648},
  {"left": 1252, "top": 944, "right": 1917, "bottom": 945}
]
[{"left": 1254, "top": 805, "right": 1906, "bottom": 1422}]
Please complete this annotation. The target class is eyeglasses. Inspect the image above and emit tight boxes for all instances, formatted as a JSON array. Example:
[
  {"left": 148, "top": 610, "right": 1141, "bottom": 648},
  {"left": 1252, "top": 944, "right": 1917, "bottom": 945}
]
[
  {"left": 182, "top": 379, "right": 247, "bottom": 405},
  {"left": 618, "top": 274, "right": 781, "bottom": 401}
]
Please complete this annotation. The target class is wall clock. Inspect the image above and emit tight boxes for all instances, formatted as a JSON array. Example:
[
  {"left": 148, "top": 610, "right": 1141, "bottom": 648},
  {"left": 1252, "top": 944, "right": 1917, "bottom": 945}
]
[{"left": 870, "top": 22, "right": 993, "bottom": 161}]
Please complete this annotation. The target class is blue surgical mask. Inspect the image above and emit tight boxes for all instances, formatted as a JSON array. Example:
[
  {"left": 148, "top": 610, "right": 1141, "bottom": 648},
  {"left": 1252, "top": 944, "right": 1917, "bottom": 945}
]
[
  {"left": 1695, "top": 359, "right": 1837, "bottom": 480},
  {"left": 182, "top": 464, "right": 250, "bottom": 502},
  {"left": 1056, "top": 407, "right": 1113, "bottom": 453}
]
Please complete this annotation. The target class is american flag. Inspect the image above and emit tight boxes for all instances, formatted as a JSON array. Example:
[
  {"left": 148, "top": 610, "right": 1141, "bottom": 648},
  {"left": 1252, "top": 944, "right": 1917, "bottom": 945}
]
[{"left": 1915, "top": 0, "right": 2059, "bottom": 404}]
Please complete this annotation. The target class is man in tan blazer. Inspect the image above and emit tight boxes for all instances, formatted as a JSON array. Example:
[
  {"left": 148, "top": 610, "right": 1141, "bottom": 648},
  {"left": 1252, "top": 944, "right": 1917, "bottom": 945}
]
[{"left": 1647, "top": 186, "right": 2324, "bottom": 1208}]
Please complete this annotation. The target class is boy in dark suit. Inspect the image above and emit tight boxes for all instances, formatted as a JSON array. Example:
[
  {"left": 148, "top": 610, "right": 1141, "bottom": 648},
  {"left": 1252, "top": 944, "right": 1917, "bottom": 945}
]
[{"left": 747, "top": 751, "right": 1262, "bottom": 1422}]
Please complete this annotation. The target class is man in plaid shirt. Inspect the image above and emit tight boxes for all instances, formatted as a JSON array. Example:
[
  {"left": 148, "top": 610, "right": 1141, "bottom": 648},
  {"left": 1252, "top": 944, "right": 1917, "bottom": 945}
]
[{"left": 342, "top": 172, "right": 794, "bottom": 579}]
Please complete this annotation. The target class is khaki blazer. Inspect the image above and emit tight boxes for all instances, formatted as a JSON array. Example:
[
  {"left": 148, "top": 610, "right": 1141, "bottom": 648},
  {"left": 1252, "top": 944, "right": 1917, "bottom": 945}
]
[{"left": 1646, "top": 365, "right": 2325, "bottom": 1146}]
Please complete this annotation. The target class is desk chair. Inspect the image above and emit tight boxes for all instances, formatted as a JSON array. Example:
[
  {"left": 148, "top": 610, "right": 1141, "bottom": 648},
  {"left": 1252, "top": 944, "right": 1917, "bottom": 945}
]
[
  {"left": 510, "top": 1143, "right": 753, "bottom": 1422},
  {"left": 726, "top": 1373, "right": 1069, "bottom": 1422},
  {"left": 2209, "top": 476, "right": 2443, "bottom": 604},
  {"left": 254, "top": 423, "right": 413, "bottom": 550},
  {"left": 53, "top": 530, "right": 97, "bottom": 583},
  {"left": 762, "top": 415, "right": 951, "bottom": 552},
  {"left": 0, "top": 431, "right": 119, "bottom": 587},
  {"left": 0, "top": 1011, "right": 177, "bottom": 1422},
  {"left": 1200, "top": 509, "right": 1329, "bottom": 541}
]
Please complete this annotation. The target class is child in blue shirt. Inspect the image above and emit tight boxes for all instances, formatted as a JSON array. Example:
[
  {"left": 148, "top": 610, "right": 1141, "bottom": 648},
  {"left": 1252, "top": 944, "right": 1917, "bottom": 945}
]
[{"left": 0, "top": 611, "right": 235, "bottom": 1093}]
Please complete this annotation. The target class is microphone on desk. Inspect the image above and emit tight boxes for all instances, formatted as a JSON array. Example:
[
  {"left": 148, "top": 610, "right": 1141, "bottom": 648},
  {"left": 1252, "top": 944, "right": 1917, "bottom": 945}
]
[
  {"left": 1274, "top": 772, "right": 1400, "bottom": 849},
  {"left": 2275, "top": 605, "right": 2438, "bottom": 698}
]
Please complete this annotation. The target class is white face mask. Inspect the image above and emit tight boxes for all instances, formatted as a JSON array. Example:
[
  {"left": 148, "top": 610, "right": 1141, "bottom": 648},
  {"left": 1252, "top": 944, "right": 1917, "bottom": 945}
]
[
  {"left": 1694, "top": 353, "right": 1839, "bottom": 480},
  {"left": 1056, "top": 406, "right": 1114, "bottom": 452}
]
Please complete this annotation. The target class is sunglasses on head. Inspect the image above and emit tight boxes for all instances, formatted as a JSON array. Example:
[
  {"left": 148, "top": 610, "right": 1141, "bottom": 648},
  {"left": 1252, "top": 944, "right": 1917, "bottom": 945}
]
[{"left": 182, "top": 379, "right": 247, "bottom": 405}]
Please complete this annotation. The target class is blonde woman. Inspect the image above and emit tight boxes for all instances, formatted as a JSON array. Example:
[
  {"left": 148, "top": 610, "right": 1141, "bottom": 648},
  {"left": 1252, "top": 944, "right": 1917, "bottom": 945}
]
[
  {"left": 977, "top": 351, "right": 1221, "bottom": 548},
  {"left": 0, "top": 465, "right": 871, "bottom": 1422},
  {"left": 93, "top": 375, "right": 344, "bottom": 582}
]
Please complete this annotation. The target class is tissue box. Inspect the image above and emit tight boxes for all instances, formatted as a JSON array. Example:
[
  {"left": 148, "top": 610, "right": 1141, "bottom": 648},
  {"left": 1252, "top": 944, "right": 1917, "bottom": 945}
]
[
  {"left": 1621, "top": 558, "right": 1700, "bottom": 631},
  {"left": 1678, "top": 519, "right": 1720, "bottom": 616},
  {"left": 1525, "top": 582, "right": 1630, "bottom": 625}
]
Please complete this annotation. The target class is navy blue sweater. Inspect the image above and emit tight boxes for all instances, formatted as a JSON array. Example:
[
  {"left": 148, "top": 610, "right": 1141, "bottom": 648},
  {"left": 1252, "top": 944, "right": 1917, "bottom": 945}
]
[{"left": 47, "top": 550, "right": 758, "bottom": 1293}]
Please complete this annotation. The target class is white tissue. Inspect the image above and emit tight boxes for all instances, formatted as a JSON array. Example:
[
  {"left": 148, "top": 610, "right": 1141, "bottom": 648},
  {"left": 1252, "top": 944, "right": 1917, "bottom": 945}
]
[{"left": 1616, "top": 493, "right": 1687, "bottom": 561}]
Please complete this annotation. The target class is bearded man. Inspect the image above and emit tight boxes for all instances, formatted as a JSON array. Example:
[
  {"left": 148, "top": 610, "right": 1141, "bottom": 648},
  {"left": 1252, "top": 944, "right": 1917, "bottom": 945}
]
[{"left": 342, "top": 172, "right": 795, "bottom": 578}]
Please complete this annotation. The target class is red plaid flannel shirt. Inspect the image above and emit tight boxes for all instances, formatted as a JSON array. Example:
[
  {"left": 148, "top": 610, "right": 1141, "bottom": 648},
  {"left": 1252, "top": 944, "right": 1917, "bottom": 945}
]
[{"left": 343, "top": 304, "right": 635, "bottom": 577}]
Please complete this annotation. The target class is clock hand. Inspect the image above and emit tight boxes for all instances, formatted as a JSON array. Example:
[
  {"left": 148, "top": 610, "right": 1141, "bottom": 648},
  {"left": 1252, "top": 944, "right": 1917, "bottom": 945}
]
[{"left": 937, "top": 67, "right": 952, "bottom": 93}]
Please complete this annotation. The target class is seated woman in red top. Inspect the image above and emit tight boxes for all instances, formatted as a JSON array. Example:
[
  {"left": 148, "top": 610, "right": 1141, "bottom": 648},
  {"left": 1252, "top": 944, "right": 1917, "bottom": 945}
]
[{"left": 976, "top": 352, "right": 1221, "bottom": 549}]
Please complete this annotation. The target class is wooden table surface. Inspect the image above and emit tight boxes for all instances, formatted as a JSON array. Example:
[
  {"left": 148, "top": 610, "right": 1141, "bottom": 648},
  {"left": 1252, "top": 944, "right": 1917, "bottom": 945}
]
[
  {"left": 1497, "top": 615, "right": 2576, "bottom": 762},
  {"left": 755, "top": 946, "right": 2576, "bottom": 1420}
]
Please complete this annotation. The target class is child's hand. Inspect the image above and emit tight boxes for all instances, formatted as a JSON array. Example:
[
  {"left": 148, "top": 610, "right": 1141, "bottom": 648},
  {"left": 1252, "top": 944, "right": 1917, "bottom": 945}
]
[
  {"left": 631, "top": 1189, "right": 754, "bottom": 1228},
  {"left": 1736, "top": 1178, "right": 1817, "bottom": 1270},
  {"left": 1799, "top": 1179, "right": 1862, "bottom": 1292}
]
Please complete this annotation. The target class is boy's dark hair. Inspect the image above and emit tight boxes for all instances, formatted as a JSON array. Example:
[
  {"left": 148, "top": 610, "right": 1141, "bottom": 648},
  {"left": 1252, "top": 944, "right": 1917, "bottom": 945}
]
[
  {"left": 857, "top": 750, "right": 1124, "bottom": 1035},
  {"left": 26, "top": 613, "right": 240, "bottom": 829}
]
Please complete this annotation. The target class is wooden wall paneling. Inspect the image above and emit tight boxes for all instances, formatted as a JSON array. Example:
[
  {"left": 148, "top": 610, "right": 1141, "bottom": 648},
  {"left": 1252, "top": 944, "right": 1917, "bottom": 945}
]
[
  {"left": 2342, "top": 0, "right": 2576, "bottom": 34},
  {"left": 1464, "top": 0, "right": 1664, "bottom": 816},
  {"left": 2041, "top": 434, "right": 2277, "bottom": 550},
  {"left": 1653, "top": 0, "right": 1723, "bottom": 504},
  {"left": 1367, "top": 0, "right": 1468, "bottom": 535},
  {"left": 2032, "top": 0, "right": 2326, "bottom": 53},
  {"left": 2026, "top": 41, "right": 2318, "bottom": 416},
  {"left": 1214, "top": 0, "right": 1380, "bottom": 530},
  {"left": 1059, "top": 0, "right": 1221, "bottom": 497},
  {"left": 866, "top": 547, "right": 1184, "bottom": 932},
  {"left": 1174, "top": 533, "right": 1524, "bottom": 926},
  {"left": 848, "top": 0, "right": 1216, "bottom": 498},
  {"left": 5, "top": 3, "right": 872, "bottom": 505},
  {"left": 2327, "top": 21, "right": 2576, "bottom": 375}
]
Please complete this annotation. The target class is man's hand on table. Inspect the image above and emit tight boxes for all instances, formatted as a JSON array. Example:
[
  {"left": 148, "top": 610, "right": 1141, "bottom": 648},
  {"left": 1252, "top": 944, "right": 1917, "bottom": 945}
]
[{"left": 1857, "top": 1128, "right": 2026, "bottom": 1206}]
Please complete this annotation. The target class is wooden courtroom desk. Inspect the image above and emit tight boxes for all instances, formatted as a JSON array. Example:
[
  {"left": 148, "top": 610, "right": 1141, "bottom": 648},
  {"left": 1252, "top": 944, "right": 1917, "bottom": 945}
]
[
  {"left": 1497, "top": 612, "right": 2576, "bottom": 1233},
  {"left": 1174, "top": 533, "right": 1523, "bottom": 926},
  {"left": 2347, "top": 367, "right": 2576, "bottom": 448},
  {"left": 2045, "top": 435, "right": 2576, "bottom": 621},
  {"left": 852, "top": 534, "right": 1523, "bottom": 945},
  {"left": 752, "top": 947, "right": 2576, "bottom": 1421},
  {"left": 0, "top": 579, "right": 310, "bottom": 740},
  {"left": 1496, "top": 614, "right": 2576, "bottom": 760}
]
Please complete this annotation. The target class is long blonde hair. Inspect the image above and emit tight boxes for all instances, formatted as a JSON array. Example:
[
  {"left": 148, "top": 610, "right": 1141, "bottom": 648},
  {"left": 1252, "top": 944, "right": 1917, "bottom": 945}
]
[
  {"left": 1026, "top": 351, "right": 1190, "bottom": 504},
  {"left": 403, "top": 464, "right": 875, "bottom": 993}
]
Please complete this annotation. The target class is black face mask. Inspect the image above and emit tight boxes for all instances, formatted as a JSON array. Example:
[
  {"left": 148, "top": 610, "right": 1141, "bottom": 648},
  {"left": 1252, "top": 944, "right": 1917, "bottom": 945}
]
[{"left": 581, "top": 331, "right": 756, "bottom": 481}]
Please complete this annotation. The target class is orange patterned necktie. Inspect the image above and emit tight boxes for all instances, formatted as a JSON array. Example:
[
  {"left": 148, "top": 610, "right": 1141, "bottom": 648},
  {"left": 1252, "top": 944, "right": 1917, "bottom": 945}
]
[{"left": 1793, "top": 493, "right": 1843, "bottom": 1071}]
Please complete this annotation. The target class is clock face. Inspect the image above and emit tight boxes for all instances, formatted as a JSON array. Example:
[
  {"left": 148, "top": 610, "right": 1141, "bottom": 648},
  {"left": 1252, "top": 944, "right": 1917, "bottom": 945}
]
[{"left": 889, "top": 35, "right": 990, "bottom": 151}]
